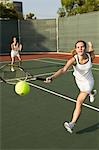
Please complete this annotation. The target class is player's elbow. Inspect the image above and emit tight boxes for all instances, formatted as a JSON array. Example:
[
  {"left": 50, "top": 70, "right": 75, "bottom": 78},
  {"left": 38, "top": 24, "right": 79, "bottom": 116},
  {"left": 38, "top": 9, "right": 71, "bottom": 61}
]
[{"left": 61, "top": 68, "right": 67, "bottom": 74}]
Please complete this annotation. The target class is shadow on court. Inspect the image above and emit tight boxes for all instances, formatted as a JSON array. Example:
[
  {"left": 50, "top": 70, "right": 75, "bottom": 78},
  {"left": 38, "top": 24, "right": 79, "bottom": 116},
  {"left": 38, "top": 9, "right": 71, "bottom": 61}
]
[{"left": 76, "top": 122, "right": 99, "bottom": 134}]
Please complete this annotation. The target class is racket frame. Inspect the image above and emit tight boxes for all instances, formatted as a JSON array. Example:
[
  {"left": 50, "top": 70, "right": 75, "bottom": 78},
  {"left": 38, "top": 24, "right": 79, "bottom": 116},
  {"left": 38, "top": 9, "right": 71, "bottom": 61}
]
[{"left": 0, "top": 64, "right": 46, "bottom": 85}]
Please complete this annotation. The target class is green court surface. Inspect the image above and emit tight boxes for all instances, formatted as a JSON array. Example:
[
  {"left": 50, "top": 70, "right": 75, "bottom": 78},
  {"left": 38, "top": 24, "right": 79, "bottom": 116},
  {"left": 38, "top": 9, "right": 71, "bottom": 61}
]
[{"left": 0, "top": 58, "right": 99, "bottom": 150}]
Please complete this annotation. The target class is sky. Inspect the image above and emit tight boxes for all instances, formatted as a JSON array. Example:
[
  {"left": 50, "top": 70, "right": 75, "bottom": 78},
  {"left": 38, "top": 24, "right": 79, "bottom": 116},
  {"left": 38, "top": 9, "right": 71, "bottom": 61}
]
[{"left": 16, "top": 0, "right": 62, "bottom": 19}]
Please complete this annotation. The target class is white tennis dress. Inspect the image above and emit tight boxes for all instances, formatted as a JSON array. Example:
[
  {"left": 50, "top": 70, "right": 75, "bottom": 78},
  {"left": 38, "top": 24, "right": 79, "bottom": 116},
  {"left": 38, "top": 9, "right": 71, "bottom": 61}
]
[
  {"left": 11, "top": 44, "right": 20, "bottom": 58},
  {"left": 11, "top": 50, "right": 20, "bottom": 58},
  {"left": 73, "top": 53, "right": 94, "bottom": 93}
]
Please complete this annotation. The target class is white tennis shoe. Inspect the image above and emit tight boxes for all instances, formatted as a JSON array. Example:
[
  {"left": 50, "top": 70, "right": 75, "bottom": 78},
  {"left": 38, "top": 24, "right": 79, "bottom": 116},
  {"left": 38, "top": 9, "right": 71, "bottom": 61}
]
[
  {"left": 89, "top": 90, "right": 97, "bottom": 103},
  {"left": 64, "top": 122, "right": 73, "bottom": 133},
  {"left": 11, "top": 67, "right": 14, "bottom": 72}
]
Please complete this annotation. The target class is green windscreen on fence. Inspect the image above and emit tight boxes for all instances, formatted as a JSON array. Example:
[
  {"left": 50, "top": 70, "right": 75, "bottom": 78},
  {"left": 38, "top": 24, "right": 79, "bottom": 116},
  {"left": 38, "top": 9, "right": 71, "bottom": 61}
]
[
  {"left": 58, "top": 12, "right": 99, "bottom": 53},
  {"left": 0, "top": 11, "right": 99, "bottom": 54},
  {"left": 0, "top": 19, "right": 57, "bottom": 54},
  {"left": 20, "top": 19, "right": 56, "bottom": 52},
  {"left": 0, "top": 20, "right": 18, "bottom": 54}
]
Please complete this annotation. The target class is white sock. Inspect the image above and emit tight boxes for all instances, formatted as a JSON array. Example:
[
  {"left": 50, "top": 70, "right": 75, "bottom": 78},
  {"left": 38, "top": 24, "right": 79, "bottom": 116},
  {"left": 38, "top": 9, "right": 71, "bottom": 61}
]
[{"left": 69, "top": 122, "right": 75, "bottom": 129}]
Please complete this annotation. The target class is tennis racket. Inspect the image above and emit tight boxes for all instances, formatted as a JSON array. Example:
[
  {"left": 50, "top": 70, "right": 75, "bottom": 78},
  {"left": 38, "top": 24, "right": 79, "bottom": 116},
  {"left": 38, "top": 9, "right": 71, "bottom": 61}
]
[
  {"left": 18, "top": 43, "right": 22, "bottom": 51},
  {"left": 0, "top": 64, "right": 46, "bottom": 85}
]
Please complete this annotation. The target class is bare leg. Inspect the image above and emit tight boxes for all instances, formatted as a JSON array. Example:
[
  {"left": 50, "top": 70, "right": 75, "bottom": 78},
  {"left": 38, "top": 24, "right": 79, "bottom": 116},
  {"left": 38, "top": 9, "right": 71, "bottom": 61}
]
[
  {"left": 11, "top": 57, "right": 15, "bottom": 71},
  {"left": 11, "top": 57, "right": 15, "bottom": 65},
  {"left": 71, "top": 92, "right": 88, "bottom": 123},
  {"left": 17, "top": 54, "right": 22, "bottom": 66},
  {"left": 64, "top": 92, "right": 88, "bottom": 133}
]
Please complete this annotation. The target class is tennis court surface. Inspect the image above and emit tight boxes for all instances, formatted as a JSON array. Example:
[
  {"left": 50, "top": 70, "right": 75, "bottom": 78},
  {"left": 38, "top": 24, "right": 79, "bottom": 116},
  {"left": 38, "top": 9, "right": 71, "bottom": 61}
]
[{"left": 0, "top": 53, "right": 99, "bottom": 150}]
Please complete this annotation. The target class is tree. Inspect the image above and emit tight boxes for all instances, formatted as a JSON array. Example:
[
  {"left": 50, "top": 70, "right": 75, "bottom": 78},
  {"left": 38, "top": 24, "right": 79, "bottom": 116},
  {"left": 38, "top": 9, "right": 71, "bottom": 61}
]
[
  {"left": 0, "top": 3, "right": 23, "bottom": 19},
  {"left": 61, "top": 0, "right": 75, "bottom": 12},
  {"left": 26, "top": 13, "right": 36, "bottom": 20},
  {"left": 61, "top": 0, "right": 99, "bottom": 16},
  {"left": 57, "top": 7, "right": 66, "bottom": 17}
]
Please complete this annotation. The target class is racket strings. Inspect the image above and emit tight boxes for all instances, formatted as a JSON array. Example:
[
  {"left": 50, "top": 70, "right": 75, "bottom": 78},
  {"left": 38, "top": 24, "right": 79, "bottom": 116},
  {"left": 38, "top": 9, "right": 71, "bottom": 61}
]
[
  {"left": 0, "top": 64, "right": 27, "bottom": 84},
  {"left": 0, "top": 64, "right": 48, "bottom": 84}
]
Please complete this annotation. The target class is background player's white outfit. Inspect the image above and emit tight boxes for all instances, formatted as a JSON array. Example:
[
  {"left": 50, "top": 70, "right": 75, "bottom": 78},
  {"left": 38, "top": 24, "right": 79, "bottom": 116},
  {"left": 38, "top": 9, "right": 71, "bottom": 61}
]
[
  {"left": 73, "top": 53, "right": 94, "bottom": 94},
  {"left": 11, "top": 43, "right": 20, "bottom": 58},
  {"left": 11, "top": 50, "right": 20, "bottom": 58},
  {"left": 10, "top": 40, "right": 22, "bottom": 71}
]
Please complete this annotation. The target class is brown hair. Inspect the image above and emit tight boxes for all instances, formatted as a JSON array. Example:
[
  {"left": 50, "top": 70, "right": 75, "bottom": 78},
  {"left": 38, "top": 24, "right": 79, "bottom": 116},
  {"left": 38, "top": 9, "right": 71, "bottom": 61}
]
[
  {"left": 71, "top": 40, "right": 87, "bottom": 56},
  {"left": 75, "top": 40, "right": 87, "bottom": 49},
  {"left": 71, "top": 49, "right": 77, "bottom": 56}
]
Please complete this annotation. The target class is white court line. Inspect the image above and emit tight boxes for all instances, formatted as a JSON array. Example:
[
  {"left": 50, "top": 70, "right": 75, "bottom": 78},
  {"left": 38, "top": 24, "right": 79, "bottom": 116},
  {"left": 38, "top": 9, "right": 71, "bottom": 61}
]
[
  {"left": 34, "top": 59, "right": 66, "bottom": 65},
  {"left": 28, "top": 82, "right": 99, "bottom": 112},
  {"left": 41, "top": 57, "right": 99, "bottom": 66},
  {"left": 93, "top": 68, "right": 99, "bottom": 71},
  {"left": 0, "top": 59, "right": 99, "bottom": 112},
  {"left": 0, "top": 58, "right": 99, "bottom": 71},
  {"left": 0, "top": 69, "right": 73, "bottom": 84},
  {"left": 34, "top": 59, "right": 99, "bottom": 71}
]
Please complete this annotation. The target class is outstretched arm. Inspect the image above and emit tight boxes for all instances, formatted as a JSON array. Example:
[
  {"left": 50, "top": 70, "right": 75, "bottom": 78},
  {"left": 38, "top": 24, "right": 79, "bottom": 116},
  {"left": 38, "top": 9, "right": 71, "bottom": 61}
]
[{"left": 45, "top": 57, "right": 75, "bottom": 83}]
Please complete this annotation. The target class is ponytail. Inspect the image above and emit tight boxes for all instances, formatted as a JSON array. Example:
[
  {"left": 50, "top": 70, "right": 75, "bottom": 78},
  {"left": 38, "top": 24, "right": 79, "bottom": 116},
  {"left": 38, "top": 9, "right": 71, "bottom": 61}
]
[{"left": 71, "top": 49, "right": 77, "bottom": 56}]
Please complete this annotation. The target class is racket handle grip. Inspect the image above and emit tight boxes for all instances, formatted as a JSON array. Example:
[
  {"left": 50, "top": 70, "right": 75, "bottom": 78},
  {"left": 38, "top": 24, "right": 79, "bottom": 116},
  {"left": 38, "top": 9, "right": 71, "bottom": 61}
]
[
  {"left": 0, "top": 76, "right": 7, "bottom": 83},
  {"left": 36, "top": 77, "right": 46, "bottom": 81}
]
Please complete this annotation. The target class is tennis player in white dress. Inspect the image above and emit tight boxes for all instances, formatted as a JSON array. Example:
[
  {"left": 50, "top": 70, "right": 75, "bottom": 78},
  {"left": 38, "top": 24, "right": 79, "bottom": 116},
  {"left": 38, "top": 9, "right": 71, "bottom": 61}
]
[
  {"left": 45, "top": 40, "right": 97, "bottom": 133},
  {"left": 11, "top": 37, "right": 22, "bottom": 71}
]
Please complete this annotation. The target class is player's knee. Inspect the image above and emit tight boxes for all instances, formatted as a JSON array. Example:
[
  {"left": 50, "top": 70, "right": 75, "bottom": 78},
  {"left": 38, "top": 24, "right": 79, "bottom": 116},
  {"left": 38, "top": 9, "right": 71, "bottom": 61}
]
[{"left": 76, "top": 99, "right": 83, "bottom": 107}]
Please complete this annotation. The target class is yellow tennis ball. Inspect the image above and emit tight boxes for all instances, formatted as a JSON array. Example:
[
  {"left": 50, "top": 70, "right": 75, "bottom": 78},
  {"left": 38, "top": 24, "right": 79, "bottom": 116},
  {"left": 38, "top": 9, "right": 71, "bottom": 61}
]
[{"left": 15, "top": 81, "right": 30, "bottom": 96}]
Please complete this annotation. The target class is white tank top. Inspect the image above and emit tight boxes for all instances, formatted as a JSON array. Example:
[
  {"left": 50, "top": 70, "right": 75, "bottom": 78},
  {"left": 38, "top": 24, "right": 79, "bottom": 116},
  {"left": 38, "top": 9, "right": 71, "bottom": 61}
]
[{"left": 73, "top": 53, "right": 93, "bottom": 81}]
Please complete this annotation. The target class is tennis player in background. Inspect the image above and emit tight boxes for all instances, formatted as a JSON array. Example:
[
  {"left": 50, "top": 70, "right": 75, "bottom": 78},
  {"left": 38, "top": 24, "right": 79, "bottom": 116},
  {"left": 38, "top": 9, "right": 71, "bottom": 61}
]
[
  {"left": 10, "top": 36, "right": 22, "bottom": 71},
  {"left": 45, "top": 40, "right": 97, "bottom": 133}
]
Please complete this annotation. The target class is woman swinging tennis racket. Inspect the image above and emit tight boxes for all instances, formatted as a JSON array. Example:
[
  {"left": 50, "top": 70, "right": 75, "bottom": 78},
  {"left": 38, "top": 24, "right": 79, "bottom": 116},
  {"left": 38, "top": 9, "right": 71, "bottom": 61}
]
[{"left": 45, "top": 40, "right": 97, "bottom": 133}]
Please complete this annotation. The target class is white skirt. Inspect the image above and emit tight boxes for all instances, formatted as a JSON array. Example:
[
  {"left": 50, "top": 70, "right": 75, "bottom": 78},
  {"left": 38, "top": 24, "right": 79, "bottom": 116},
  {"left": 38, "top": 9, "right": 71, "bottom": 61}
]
[
  {"left": 75, "top": 77, "right": 94, "bottom": 94},
  {"left": 11, "top": 50, "right": 20, "bottom": 58}
]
